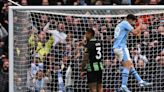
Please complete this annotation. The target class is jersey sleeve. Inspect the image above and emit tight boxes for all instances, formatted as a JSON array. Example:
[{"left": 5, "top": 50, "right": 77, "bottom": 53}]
[{"left": 124, "top": 21, "right": 134, "bottom": 32}]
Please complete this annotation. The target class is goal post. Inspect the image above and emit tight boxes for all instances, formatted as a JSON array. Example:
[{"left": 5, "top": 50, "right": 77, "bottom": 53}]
[
  {"left": 9, "top": 6, "right": 164, "bottom": 92},
  {"left": 9, "top": 6, "right": 14, "bottom": 92}
]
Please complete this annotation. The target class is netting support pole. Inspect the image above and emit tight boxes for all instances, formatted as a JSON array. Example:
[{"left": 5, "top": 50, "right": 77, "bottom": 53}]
[{"left": 9, "top": 7, "right": 14, "bottom": 92}]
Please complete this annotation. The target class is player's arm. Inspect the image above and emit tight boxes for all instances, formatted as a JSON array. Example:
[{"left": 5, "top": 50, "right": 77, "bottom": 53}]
[
  {"left": 80, "top": 46, "right": 89, "bottom": 79},
  {"left": 81, "top": 43, "right": 90, "bottom": 72},
  {"left": 80, "top": 51, "right": 89, "bottom": 79},
  {"left": 81, "top": 51, "right": 89, "bottom": 72},
  {"left": 131, "top": 19, "right": 143, "bottom": 36},
  {"left": 131, "top": 23, "right": 142, "bottom": 36}
]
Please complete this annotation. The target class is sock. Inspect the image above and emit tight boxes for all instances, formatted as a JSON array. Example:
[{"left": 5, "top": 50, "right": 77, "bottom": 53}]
[
  {"left": 121, "top": 67, "right": 129, "bottom": 87},
  {"left": 130, "top": 67, "right": 143, "bottom": 82}
]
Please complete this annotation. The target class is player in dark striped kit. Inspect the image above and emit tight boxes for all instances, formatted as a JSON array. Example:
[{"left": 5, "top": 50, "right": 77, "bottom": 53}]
[{"left": 81, "top": 28, "right": 103, "bottom": 92}]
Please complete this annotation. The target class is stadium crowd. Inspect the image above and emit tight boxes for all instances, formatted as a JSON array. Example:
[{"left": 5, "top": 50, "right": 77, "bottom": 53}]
[
  {"left": 0, "top": 0, "right": 9, "bottom": 92},
  {"left": 0, "top": 0, "right": 164, "bottom": 92},
  {"left": 5, "top": 0, "right": 164, "bottom": 5}
]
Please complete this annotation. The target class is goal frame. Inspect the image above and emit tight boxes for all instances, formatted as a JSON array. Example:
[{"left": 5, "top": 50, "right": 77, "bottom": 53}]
[{"left": 9, "top": 6, "right": 164, "bottom": 92}]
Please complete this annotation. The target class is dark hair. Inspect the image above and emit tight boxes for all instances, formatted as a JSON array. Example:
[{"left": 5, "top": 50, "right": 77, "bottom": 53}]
[
  {"left": 127, "top": 14, "right": 137, "bottom": 21},
  {"left": 86, "top": 28, "right": 95, "bottom": 36}
]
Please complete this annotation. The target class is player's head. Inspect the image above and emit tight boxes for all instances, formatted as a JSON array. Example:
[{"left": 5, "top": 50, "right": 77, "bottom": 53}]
[
  {"left": 85, "top": 28, "right": 95, "bottom": 40},
  {"left": 127, "top": 14, "right": 137, "bottom": 25}
]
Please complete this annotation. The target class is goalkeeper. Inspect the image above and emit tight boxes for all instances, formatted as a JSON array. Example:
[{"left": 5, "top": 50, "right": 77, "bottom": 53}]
[{"left": 113, "top": 14, "right": 152, "bottom": 92}]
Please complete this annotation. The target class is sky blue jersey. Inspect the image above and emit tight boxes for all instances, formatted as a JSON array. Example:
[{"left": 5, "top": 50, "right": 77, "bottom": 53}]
[{"left": 113, "top": 20, "right": 134, "bottom": 49}]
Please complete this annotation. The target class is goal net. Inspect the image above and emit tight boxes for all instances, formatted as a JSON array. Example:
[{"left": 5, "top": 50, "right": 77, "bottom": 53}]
[{"left": 9, "top": 6, "right": 164, "bottom": 92}]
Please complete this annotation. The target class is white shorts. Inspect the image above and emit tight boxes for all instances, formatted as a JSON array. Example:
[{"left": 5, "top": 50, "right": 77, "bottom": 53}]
[{"left": 114, "top": 48, "right": 131, "bottom": 62}]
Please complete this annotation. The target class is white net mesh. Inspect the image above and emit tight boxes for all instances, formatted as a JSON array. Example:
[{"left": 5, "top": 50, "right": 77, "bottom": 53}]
[{"left": 12, "top": 8, "right": 164, "bottom": 92}]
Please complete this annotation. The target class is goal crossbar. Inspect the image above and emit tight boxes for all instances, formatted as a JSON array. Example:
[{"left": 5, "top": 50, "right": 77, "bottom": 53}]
[{"left": 9, "top": 6, "right": 164, "bottom": 18}]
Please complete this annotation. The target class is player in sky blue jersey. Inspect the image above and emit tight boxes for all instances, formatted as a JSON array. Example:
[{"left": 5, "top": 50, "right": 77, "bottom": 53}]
[{"left": 113, "top": 14, "right": 152, "bottom": 92}]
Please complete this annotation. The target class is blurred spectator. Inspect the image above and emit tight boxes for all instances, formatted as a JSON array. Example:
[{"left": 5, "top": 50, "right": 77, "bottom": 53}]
[
  {"left": 27, "top": 69, "right": 50, "bottom": 92},
  {"left": 0, "top": 46, "right": 5, "bottom": 66},
  {"left": 121, "top": 0, "right": 132, "bottom": 5},
  {"left": 34, "top": 70, "right": 49, "bottom": 92},
  {"left": 0, "top": 23, "right": 8, "bottom": 39},
  {"left": 111, "top": 0, "right": 122, "bottom": 5},
  {"left": 95, "top": 0, "right": 103, "bottom": 5},
  {"left": 28, "top": 30, "right": 54, "bottom": 61},
  {"left": 14, "top": 73, "right": 22, "bottom": 91},
  {"left": 133, "top": 0, "right": 150, "bottom": 5},
  {"left": 46, "top": 22, "right": 67, "bottom": 47},
  {"left": 31, "top": 55, "right": 44, "bottom": 78},
  {"left": 0, "top": 61, "right": 9, "bottom": 92},
  {"left": 156, "top": 50, "right": 164, "bottom": 65},
  {"left": 0, "top": 1, "right": 8, "bottom": 31},
  {"left": 158, "top": 0, "right": 164, "bottom": 4},
  {"left": 20, "top": 0, "right": 44, "bottom": 5},
  {"left": 0, "top": 0, "right": 9, "bottom": 92},
  {"left": 149, "top": 0, "right": 160, "bottom": 4},
  {"left": 65, "top": 62, "right": 73, "bottom": 92},
  {"left": 131, "top": 45, "right": 148, "bottom": 68}
]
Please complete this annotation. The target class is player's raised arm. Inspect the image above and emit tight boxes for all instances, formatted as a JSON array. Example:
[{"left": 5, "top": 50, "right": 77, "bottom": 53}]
[
  {"left": 125, "top": 14, "right": 142, "bottom": 36},
  {"left": 131, "top": 20, "right": 143, "bottom": 36}
]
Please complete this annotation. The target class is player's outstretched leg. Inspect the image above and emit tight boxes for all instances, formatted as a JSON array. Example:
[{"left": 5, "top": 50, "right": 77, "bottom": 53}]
[
  {"left": 130, "top": 67, "right": 153, "bottom": 87},
  {"left": 120, "top": 68, "right": 131, "bottom": 92},
  {"left": 120, "top": 61, "right": 133, "bottom": 92},
  {"left": 114, "top": 49, "right": 132, "bottom": 92}
]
